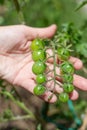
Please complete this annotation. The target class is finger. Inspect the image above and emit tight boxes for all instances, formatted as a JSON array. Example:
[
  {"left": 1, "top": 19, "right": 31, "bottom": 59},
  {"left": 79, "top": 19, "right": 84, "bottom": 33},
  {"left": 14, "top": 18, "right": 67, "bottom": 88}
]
[
  {"left": 46, "top": 49, "right": 53, "bottom": 63},
  {"left": 47, "top": 53, "right": 83, "bottom": 70},
  {"left": 69, "top": 90, "right": 79, "bottom": 100},
  {"left": 40, "top": 91, "right": 57, "bottom": 103},
  {"left": 46, "top": 63, "right": 61, "bottom": 82},
  {"left": 46, "top": 63, "right": 60, "bottom": 76},
  {"left": 45, "top": 63, "right": 80, "bottom": 101},
  {"left": 46, "top": 49, "right": 58, "bottom": 64},
  {"left": 69, "top": 56, "right": 83, "bottom": 70},
  {"left": 46, "top": 77, "right": 63, "bottom": 93},
  {"left": 25, "top": 24, "right": 57, "bottom": 40},
  {"left": 19, "top": 78, "right": 57, "bottom": 103},
  {"left": 73, "top": 74, "right": 87, "bottom": 91}
]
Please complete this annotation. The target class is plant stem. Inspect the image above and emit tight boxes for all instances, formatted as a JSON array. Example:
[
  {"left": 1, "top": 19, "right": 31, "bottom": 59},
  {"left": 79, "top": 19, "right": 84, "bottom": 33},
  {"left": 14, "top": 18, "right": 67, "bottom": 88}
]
[
  {"left": 0, "top": 91, "right": 35, "bottom": 120},
  {"left": 82, "top": 66, "right": 87, "bottom": 74},
  {"left": 48, "top": 42, "right": 58, "bottom": 100},
  {"left": 45, "top": 69, "right": 53, "bottom": 75},
  {"left": 46, "top": 56, "right": 54, "bottom": 61},
  {"left": 46, "top": 78, "right": 53, "bottom": 82},
  {"left": 55, "top": 81, "right": 62, "bottom": 87},
  {"left": 52, "top": 42, "right": 57, "bottom": 92},
  {"left": 56, "top": 74, "right": 62, "bottom": 77},
  {"left": 13, "top": 0, "right": 25, "bottom": 24},
  {"left": 0, "top": 115, "right": 32, "bottom": 122}
]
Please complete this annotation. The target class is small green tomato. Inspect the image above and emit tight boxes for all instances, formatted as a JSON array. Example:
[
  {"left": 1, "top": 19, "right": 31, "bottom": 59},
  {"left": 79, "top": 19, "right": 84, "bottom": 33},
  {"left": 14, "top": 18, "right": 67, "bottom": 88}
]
[
  {"left": 32, "top": 50, "right": 46, "bottom": 61},
  {"left": 33, "top": 84, "right": 46, "bottom": 95},
  {"left": 31, "top": 39, "right": 45, "bottom": 51},
  {"left": 36, "top": 74, "right": 46, "bottom": 84},
  {"left": 60, "top": 61, "right": 74, "bottom": 74},
  {"left": 63, "top": 83, "right": 74, "bottom": 93},
  {"left": 59, "top": 92, "right": 69, "bottom": 102},
  {"left": 32, "top": 61, "right": 46, "bottom": 75},
  {"left": 62, "top": 74, "right": 73, "bottom": 83}
]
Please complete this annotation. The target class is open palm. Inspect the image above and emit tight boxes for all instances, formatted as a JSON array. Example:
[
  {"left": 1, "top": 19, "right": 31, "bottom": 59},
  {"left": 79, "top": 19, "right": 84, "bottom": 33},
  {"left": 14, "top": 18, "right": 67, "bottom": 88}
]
[{"left": 0, "top": 25, "right": 86, "bottom": 103}]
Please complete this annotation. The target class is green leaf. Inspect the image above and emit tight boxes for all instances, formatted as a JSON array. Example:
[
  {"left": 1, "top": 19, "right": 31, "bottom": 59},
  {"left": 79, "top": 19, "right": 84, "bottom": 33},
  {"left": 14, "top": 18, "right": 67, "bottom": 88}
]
[
  {"left": 76, "top": 42, "right": 87, "bottom": 58},
  {"left": 75, "top": 0, "right": 87, "bottom": 11}
]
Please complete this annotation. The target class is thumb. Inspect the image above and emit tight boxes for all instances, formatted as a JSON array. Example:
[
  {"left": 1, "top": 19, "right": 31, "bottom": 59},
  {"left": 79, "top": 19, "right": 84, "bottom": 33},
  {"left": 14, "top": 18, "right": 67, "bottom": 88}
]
[{"left": 25, "top": 24, "right": 57, "bottom": 40}]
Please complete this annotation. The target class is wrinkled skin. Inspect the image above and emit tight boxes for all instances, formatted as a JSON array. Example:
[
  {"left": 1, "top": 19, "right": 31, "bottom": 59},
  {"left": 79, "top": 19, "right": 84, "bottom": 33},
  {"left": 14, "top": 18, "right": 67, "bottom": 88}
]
[{"left": 0, "top": 24, "right": 86, "bottom": 103}]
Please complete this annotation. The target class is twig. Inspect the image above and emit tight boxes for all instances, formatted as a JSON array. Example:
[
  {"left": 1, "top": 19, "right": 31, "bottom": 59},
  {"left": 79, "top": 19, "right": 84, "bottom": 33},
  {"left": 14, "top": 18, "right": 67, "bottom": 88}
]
[
  {"left": 0, "top": 115, "right": 33, "bottom": 122},
  {"left": 13, "top": 0, "right": 25, "bottom": 24},
  {"left": 79, "top": 109, "right": 87, "bottom": 130},
  {"left": 0, "top": 91, "right": 35, "bottom": 120},
  {"left": 82, "top": 66, "right": 87, "bottom": 74}
]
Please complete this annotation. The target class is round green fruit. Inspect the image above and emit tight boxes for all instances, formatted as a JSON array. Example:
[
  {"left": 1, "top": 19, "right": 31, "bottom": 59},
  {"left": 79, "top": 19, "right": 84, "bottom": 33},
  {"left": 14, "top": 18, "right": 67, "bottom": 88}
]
[
  {"left": 63, "top": 83, "right": 74, "bottom": 93},
  {"left": 62, "top": 74, "right": 73, "bottom": 83},
  {"left": 36, "top": 74, "right": 46, "bottom": 84},
  {"left": 32, "top": 61, "right": 46, "bottom": 75},
  {"left": 59, "top": 92, "right": 69, "bottom": 102},
  {"left": 31, "top": 39, "right": 45, "bottom": 51},
  {"left": 32, "top": 50, "right": 46, "bottom": 61},
  {"left": 60, "top": 61, "right": 74, "bottom": 74},
  {"left": 33, "top": 84, "right": 46, "bottom": 95}
]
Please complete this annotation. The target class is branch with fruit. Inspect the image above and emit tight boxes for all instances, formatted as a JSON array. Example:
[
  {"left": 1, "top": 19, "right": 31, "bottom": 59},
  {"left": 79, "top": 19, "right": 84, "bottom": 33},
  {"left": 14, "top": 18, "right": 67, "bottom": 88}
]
[{"left": 30, "top": 23, "right": 81, "bottom": 103}]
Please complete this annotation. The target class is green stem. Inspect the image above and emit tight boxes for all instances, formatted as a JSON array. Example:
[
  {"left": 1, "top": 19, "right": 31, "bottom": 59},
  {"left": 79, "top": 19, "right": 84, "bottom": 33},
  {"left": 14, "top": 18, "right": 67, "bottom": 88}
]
[
  {"left": 48, "top": 43, "right": 58, "bottom": 100},
  {"left": 55, "top": 81, "right": 62, "bottom": 87},
  {"left": 13, "top": 0, "right": 20, "bottom": 12},
  {"left": 52, "top": 43, "right": 57, "bottom": 92},
  {"left": 0, "top": 115, "right": 32, "bottom": 122},
  {"left": 45, "top": 69, "right": 53, "bottom": 75},
  {"left": 13, "top": 0, "right": 25, "bottom": 24},
  {"left": 0, "top": 91, "right": 35, "bottom": 120},
  {"left": 46, "top": 56, "right": 54, "bottom": 61},
  {"left": 82, "top": 66, "right": 87, "bottom": 74},
  {"left": 56, "top": 74, "right": 62, "bottom": 77},
  {"left": 46, "top": 78, "right": 53, "bottom": 82}
]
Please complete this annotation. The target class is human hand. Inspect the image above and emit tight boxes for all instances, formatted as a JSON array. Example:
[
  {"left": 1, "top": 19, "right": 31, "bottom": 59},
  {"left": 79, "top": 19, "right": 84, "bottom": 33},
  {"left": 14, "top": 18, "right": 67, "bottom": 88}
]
[{"left": 0, "top": 25, "right": 86, "bottom": 103}]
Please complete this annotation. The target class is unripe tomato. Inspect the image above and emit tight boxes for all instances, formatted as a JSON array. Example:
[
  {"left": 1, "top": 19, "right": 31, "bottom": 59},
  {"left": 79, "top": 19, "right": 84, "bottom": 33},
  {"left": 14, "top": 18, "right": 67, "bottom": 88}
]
[
  {"left": 59, "top": 92, "right": 69, "bottom": 102},
  {"left": 33, "top": 84, "right": 46, "bottom": 95},
  {"left": 60, "top": 61, "right": 74, "bottom": 74},
  {"left": 36, "top": 74, "right": 46, "bottom": 84},
  {"left": 32, "top": 50, "right": 46, "bottom": 61},
  {"left": 63, "top": 83, "right": 74, "bottom": 93},
  {"left": 31, "top": 39, "right": 45, "bottom": 51},
  {"left": 62, "top": 74, "right": 73, "bottom": 83},
  {"left": 32, "top": 61, "right": 46, "bottom": 75}
]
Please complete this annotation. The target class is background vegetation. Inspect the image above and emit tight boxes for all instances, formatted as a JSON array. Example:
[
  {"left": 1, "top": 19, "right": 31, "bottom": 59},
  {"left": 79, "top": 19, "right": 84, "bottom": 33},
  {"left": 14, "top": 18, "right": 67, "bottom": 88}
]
[{"left": 0, "top": 0, "right": 87, "bottom": 130}]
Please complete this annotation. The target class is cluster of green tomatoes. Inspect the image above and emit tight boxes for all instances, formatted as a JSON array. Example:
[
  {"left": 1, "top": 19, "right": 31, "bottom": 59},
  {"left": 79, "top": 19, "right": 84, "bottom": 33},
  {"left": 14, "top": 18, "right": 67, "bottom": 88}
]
[
  {"left": 30, "top": 37, "right": 75, "bottom": 103},
  {"left": 31, "top": 39, "right": 47, "bottom": 95}
]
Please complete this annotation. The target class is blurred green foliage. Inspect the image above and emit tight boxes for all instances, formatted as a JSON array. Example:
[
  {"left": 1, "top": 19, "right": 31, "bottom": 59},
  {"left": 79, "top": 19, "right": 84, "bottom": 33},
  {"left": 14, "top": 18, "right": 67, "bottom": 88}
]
[
  {"left": 0, "top": 0, "right": 87, "bottom": 129},
  {"left": 0, "top": 0, "right": 87, "bottom": 67},
  {"left": 75, "top": 0, "right": 87, "bottom": 11},
  {"left": 0, "top": 0, "right": 86, "bottom": 27}
]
